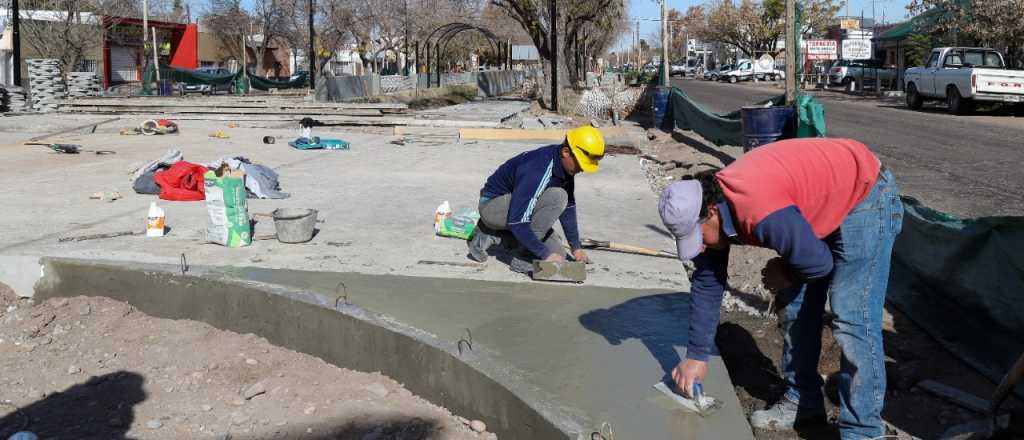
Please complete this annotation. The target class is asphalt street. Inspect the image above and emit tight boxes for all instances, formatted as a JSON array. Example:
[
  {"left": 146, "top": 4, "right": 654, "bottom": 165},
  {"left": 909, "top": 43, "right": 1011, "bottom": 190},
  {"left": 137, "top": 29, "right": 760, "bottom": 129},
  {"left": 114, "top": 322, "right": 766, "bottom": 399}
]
[{"left": 671, "top": 77, "right": 1024, "bottom": 218}]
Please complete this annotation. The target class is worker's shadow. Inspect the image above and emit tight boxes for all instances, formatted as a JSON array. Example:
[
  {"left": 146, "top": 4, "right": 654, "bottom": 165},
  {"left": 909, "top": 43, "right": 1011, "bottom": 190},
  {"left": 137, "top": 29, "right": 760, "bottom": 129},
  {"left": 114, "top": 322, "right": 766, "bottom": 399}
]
[
  {"left": 579, "top": 292, "right": 695, "bottom": 381},
  {"left": 0, "top": 371, "right": 146, "bottom": 439}
]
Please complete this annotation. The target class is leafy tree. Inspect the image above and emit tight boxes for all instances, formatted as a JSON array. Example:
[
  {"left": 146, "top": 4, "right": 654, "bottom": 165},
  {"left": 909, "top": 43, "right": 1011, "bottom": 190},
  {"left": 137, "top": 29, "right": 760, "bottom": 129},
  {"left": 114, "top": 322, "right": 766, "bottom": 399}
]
[
  {"left": 907, "top": 0, "right": 1024, "bottom": 67},
  {"left": 698, "top": 0, "right": 840, "bottom": 57}
]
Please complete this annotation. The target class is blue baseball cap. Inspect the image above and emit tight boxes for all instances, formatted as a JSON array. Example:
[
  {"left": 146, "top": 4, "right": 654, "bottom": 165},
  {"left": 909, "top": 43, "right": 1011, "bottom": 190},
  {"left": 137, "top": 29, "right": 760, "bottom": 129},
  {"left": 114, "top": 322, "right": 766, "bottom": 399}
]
[{"left": 658, "top": 181, "right": 705, "bottom": 261}]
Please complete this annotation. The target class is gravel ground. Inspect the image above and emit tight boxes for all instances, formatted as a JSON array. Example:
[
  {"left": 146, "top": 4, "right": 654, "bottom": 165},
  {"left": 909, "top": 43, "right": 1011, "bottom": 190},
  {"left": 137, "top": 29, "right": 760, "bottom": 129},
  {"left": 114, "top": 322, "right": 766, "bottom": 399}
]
[{"left": 0, "top": 284, "right": 496, "bottom": 440}]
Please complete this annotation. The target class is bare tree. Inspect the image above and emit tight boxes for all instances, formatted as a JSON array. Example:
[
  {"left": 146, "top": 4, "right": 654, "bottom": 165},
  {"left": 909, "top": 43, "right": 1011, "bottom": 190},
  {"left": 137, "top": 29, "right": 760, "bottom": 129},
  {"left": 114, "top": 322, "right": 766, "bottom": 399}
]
[
  {"left": 203, "top": 0, "right": 289, "bottom": 74},
  {"left": 491, "top": 0, "right": 627, "bottom": 94},
  {"left": 17, "top": 0, "right": 140, "bottom": 77},
  {"left": 699, "top": 0, "right": 839, "bottom": 58}
]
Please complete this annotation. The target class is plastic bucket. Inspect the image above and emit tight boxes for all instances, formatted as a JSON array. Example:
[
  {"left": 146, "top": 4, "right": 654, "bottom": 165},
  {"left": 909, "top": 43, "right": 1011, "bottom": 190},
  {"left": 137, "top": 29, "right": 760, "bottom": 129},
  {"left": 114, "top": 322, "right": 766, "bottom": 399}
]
[
  {"left": 740, "top": 106, "right": 795, "bottom": 152},
  {"left": 652, "top": 86, "right": 672, "bottom": 131},
  {"left": 272, "top": 208, "right": 318, "bottom": 243},
  {"left": 234, "top": 77, "right": 250, "bottom": 95}
]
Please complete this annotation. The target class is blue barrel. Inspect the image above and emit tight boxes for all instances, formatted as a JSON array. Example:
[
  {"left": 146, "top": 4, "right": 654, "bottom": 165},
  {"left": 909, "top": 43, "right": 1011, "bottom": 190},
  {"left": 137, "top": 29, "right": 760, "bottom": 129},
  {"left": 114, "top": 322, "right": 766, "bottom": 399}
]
[
  {"left": 740, "top": 106, "right": 795, "bottom": 152},
  {"left": 652, "top": 86, "right": 672, "bottom": 131},
  {"left": 159, "top": 79, "right": 173, "bottom": 96}
]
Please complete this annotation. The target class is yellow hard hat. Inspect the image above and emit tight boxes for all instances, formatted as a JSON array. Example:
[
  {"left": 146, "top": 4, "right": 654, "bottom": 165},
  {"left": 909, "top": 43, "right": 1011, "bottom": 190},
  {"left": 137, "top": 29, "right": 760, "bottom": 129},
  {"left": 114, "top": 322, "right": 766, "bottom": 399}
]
[{"left": 566, "top": 125, "right": 605, "bottom": 173}]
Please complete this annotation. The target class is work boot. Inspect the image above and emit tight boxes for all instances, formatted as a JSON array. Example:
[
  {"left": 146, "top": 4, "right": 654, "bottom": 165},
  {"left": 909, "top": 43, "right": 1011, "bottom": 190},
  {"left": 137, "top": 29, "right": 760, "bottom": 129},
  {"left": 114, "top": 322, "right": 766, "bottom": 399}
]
[
  {"left": 467, "top": 221, "right": 500, "bottom": 263},
  {"left": 508, "top": 256, "right": 534, "bottom": 274},
  {"left": 749, "top": 398, "right": 826, "bottom": 431}
]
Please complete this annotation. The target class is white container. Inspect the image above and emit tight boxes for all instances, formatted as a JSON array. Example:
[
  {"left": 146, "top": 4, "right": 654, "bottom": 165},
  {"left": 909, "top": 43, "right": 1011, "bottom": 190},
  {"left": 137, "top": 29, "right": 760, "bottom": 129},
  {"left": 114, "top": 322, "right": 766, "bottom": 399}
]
[{"left": 146, "top": 202, "right": 166, "bottom": 237}]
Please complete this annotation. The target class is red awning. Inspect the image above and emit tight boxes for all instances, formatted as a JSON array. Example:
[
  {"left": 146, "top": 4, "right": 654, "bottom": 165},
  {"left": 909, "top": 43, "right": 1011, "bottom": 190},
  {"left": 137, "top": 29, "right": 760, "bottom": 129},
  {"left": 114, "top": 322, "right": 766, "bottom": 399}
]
[{"left": 169, "top": 23, "right": 199, "bottom": 69}]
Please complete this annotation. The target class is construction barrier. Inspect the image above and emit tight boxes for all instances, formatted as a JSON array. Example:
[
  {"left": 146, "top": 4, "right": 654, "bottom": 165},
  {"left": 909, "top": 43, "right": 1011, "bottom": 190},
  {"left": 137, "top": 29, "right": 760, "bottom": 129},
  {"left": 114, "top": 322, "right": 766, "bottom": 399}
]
[{"left": 888, "top": 197, "right": 1024, "bottom": 396}]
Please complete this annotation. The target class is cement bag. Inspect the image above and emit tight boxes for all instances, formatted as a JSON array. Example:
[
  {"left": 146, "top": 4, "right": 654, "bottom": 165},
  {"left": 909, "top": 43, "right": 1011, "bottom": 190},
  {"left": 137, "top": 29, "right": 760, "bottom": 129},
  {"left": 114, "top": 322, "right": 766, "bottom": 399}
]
[
  {"left": 437, "top": 207, "right": 480, "bottom": 240},
  {"left": 204, "top": 169, "right": 251, "bottom": 247}
]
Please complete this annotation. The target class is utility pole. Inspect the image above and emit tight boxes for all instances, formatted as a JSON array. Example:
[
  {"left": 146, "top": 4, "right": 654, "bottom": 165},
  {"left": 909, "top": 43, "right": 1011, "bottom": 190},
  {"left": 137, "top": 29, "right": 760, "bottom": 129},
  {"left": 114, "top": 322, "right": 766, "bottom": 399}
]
[
  {"left": 549, "top": 0, "right": 558, "bottom": 111},
  {"left": 143, "top": 0, "right": 149, "bottom": 50},
  {"left": 784, "top": 0, "right": 797, "bottom": 104},
  {"left": 404, "top": 0, "right": 410, "bottom": 75},
  {"left": 308, "top": 0, "right": 316, "bottom": 90},
  {"left": 11, "top": 0, "right": 20, "bottom": 86},
  {"left": 630, "top": 20, "right": 638, "bottom": 68},
  {"left": 660, "top": 0, "right": 669, "bottom": 86}
]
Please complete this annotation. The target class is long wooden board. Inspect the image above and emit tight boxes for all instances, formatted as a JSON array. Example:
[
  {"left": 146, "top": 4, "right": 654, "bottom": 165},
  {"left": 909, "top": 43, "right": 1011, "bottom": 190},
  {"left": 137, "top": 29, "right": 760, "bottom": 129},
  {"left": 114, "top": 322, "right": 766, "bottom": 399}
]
[
  {"left": 60, "top": 106, "right": 384, "bottom": 116},
  {"left": 63, "top": 98, "right": 407, "bottom": 110},
  {"left": 458, "top": 127, "right": 628, "bottom": 141}
]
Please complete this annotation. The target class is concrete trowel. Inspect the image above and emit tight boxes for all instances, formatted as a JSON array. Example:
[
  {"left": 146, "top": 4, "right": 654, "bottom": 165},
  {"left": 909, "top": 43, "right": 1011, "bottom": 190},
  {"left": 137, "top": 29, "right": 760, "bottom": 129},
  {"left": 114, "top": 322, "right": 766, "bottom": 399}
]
[
  {"left": 531, "top": 260, "right": 587, "bottom": 283},
  {"left": 653, "top": 381, "right": 722, "bottom": 417}
]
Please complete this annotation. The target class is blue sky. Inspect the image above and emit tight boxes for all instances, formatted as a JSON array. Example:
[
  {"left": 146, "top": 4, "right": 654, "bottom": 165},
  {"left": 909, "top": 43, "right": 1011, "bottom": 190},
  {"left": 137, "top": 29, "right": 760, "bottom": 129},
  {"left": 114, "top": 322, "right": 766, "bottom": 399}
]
[{"left": 616, "top": 0, "right": 915, "bottom": 50}]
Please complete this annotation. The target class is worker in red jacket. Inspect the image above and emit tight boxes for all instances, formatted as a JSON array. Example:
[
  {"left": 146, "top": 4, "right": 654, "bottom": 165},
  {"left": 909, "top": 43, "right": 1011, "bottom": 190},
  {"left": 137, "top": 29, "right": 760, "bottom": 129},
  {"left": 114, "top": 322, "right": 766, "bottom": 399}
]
[{"left": 658, "top": 138, "right": 903, "bottom": 440}]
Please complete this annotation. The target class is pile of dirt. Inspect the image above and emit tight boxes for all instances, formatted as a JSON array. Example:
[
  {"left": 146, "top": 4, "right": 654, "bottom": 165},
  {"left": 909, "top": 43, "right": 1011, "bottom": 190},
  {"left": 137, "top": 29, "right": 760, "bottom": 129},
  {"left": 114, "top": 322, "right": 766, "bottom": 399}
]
[{"left": 0, "top": 287, "right": 496, "bottom": 440}]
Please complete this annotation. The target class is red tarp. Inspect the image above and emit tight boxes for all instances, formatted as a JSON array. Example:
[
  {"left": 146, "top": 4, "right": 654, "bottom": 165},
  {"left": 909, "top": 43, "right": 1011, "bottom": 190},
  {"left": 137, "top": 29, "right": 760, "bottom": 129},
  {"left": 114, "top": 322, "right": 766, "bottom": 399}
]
[
  {"left": 154, "top": 161, "right": 207, "bottom": 201},
  {"left": 169, "top": 23, "right": 199, "bottom": 70}
]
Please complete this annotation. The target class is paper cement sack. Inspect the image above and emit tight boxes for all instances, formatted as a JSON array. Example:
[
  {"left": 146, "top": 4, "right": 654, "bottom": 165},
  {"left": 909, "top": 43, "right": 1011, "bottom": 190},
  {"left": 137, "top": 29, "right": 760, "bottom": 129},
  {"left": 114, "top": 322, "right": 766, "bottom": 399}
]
[{"left": 204, "top": 169, "right": 251, "bottom": 247}]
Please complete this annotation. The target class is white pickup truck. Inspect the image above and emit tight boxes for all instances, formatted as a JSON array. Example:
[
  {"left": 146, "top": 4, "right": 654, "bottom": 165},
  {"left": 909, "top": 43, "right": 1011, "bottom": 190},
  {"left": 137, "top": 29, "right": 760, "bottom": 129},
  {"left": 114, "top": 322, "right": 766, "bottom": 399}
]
[{"left": 904, "top": 47, "right": 1024, "bottom": 114}]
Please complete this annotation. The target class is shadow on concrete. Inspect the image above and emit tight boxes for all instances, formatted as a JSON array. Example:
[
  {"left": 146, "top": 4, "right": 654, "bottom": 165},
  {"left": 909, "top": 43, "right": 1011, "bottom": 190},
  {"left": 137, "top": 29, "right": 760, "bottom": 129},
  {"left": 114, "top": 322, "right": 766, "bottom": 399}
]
[
  {"left": 237, "top": 415, "right": 445, "bottom": 440},
  {"left": 0, "top": 371, "right": 146, "bottom": 439},
  {"left": 579, "top": 292, "right": 690, "bottom": 381},
  {"left": 670, "top": 131, "right": 737, "bottom": 166},
  {"left": 645, "top": 223, "right": 674, "bottom": 239}
]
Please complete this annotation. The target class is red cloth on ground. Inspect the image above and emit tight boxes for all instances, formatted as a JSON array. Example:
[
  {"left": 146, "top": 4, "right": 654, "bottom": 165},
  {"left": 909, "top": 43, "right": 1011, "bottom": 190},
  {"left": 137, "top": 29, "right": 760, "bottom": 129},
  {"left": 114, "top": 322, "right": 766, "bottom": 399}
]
[{"left": 154, "top": 161, "right": 207, "bottom": 201}]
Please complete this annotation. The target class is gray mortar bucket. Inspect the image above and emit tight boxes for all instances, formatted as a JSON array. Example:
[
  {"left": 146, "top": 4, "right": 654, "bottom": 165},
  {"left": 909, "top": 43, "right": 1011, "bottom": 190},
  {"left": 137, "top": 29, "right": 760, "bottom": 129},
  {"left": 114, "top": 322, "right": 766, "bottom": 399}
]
[{"left": 272, "top": 208, "right": 318, "bottom": 243}]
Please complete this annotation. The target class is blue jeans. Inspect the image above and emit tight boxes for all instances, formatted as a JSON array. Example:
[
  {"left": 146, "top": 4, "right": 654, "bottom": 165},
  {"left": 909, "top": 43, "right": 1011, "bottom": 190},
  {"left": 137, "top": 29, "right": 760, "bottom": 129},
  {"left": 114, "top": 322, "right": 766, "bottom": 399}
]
[{"left": 778, "top": 169, "right": 903, "bottom": 440}]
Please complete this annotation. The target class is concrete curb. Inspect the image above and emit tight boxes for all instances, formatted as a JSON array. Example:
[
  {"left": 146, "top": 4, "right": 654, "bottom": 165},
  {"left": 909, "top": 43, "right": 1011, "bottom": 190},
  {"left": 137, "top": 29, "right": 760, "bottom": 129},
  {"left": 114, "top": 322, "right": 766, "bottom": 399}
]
[{"left": 21, "top": 257, "right": 756, "bottom": 440}]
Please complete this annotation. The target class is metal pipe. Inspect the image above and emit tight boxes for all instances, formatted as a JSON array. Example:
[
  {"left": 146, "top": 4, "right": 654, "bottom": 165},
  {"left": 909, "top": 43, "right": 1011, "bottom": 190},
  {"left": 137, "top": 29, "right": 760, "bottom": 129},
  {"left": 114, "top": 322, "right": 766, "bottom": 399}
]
[
  {"left": 549, "top": 0, "right": 558, "bottom": 111},
  {"left": 12, "top": 0, "right": 20, "bottom": 86},
  {"left": 308, "top": 0, "right": 316, "bottom": 90}
]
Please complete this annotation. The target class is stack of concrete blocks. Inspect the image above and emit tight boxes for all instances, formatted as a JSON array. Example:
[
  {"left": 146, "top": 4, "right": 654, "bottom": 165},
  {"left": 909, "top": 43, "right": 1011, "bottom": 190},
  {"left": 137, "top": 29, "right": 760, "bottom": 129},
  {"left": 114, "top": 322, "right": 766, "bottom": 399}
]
[
  {"left": 380, "top": 75, "right": 416, "bottom": 94},
  {"left": 67, "top": 72, "right": 102, "bottom": 98},
  {"left": 27, "top": 59, "right": 67, "bottom": 112},
  {"left": 574, "top": 88, "right": 614, "bottom": 120},
  {"left": 1, "top": 86, "right": 29, "bottom": 113}
]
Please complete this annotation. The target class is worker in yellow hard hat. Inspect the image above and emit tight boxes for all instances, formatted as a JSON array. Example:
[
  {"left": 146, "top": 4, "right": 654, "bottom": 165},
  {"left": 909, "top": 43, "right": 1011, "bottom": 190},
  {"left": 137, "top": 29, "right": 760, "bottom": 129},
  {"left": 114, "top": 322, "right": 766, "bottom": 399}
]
[{"left": 469, "top": 125, "right": 605, "bottom": 274}]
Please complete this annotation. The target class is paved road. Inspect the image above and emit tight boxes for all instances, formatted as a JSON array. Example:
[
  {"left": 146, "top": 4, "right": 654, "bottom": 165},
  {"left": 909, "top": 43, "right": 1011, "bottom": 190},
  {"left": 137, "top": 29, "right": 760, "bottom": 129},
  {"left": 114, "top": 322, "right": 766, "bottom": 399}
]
[{"left": 671, "top": 77, "right": 1024, "bottom": 218}]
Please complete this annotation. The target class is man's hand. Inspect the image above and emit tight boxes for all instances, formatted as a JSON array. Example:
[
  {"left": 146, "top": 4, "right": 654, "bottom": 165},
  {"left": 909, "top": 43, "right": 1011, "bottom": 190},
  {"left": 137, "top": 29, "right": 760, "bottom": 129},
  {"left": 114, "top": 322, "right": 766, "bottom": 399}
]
[
  {"left": 572, "top": 249, "right": 591, "bottom": 264},
  {"left": 544, "top": 253, "right": 566, "bottom": 262},
  {"left": 672, "top": 359, "right": 708, "bottom": 398},
  {"left": 761, "top": 257, "right": 794, "bottom": 291}
]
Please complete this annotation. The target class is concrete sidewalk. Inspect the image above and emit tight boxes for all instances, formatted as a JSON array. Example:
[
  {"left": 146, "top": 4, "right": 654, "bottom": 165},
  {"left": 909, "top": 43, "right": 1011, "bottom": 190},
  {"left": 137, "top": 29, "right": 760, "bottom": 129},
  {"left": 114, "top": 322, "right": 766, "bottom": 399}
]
[{"left": 0, "top": 110, "right": 685, "bottom": 290}]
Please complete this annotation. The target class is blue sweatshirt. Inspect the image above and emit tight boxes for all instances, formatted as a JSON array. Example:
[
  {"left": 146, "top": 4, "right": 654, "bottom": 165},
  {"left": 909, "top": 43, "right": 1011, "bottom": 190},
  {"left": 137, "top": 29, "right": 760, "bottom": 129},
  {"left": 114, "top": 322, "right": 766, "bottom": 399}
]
[
  {"left": 686, "top": 201, "right": 834, "bottom": 362},
  {"left": 480, "top": 145, "right": 581, "bottom": 259}
]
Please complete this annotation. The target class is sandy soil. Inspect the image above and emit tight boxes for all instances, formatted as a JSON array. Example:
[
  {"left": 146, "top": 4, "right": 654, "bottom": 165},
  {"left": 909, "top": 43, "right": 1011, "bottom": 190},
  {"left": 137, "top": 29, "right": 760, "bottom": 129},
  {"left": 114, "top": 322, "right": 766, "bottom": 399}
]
[
  {"left": 641, "top": 127, "right": 1024, "bottom": 440},
  {"left": 0, "top": 284, "right": 496, "bottom": 440}
]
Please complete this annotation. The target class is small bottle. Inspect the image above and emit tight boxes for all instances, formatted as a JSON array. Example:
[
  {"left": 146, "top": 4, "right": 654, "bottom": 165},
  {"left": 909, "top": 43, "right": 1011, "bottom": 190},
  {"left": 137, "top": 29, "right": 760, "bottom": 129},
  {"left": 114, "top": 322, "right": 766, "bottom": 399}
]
[{"left": 146, "top": 202, "right": 166, "bottom": 237}]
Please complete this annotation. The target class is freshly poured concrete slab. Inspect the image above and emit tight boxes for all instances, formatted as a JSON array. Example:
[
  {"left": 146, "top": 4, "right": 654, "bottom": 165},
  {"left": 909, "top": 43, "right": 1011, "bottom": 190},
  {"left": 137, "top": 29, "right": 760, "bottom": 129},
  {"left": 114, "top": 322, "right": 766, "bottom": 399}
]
[{"left": 218, "top": 267, "right": 755, "bottom": 440}]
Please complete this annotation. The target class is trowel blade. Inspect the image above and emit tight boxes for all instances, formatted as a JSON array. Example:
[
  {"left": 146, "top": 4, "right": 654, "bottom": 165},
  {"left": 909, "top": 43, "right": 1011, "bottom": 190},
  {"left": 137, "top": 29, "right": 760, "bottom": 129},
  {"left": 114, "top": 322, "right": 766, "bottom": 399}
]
[
  {"left": 531, "top": 260, "right": 586, "bottom": 283},
  {"left": 653, "top": 381, "right": 722, "bottom": 417}
]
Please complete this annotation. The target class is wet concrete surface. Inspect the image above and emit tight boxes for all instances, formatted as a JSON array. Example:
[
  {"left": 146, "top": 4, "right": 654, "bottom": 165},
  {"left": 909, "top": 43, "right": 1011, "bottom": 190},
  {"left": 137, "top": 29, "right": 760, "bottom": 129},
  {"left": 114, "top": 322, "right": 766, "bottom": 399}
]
[
  {"left": 217, "top": 267, "right": 755, "bottom": 440},
  {"left": 671, "top": 77, "right": 1024, "bottom": 218},
  {"left": 31, "top": 258, "right": 755, "bottom": 439}
]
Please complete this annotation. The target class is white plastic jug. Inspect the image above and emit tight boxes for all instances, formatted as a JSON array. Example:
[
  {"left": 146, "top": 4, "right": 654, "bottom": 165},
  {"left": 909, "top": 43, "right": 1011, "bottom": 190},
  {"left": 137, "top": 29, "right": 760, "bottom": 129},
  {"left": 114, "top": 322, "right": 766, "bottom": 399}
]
[{"left": 146, "top": 202, "right": 166, "bottom": 237}]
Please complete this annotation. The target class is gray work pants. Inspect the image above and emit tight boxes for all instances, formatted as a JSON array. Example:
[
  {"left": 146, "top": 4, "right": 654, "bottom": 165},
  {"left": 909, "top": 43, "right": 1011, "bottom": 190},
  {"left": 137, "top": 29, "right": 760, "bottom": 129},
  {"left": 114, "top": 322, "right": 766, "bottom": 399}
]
[{"left": 478, "top": 187, "right": 567, "bottom": 258}]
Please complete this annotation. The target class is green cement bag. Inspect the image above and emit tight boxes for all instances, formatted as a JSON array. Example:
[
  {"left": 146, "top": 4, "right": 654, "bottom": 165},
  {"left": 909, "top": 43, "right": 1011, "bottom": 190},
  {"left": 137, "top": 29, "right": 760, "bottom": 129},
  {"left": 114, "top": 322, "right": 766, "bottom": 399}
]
[
  {"left": 434, "top": 202, "right": 480, "bottom": 240},
  {"left": 204, "top": 169, "right": 251, "bottom": 247}
]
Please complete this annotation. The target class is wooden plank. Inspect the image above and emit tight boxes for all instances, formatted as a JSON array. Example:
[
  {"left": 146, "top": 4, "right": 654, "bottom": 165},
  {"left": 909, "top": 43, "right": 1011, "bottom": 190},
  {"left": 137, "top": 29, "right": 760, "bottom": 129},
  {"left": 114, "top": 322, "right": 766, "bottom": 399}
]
[
  {"left": 458, "top": 127, "right": 628, "bottom": 141},
  {"left": 64, "top": 98, "right": 407, "bottom": 110},
  {"left": 60, "top": 106, "right": 383, "bottom": 116},
  {"left": 110, "top": 114, "right": 502, "bottom": 128},
  {"left": 25, "top": 117, "right": 120, "bottom": 143}
]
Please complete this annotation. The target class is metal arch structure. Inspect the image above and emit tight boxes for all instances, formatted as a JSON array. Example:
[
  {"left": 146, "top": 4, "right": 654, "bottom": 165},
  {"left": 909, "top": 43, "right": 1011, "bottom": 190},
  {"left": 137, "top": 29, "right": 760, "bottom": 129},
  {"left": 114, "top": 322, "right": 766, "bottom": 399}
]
[{"left": 421, "top": 22, "right": 510, "bottom": 87}]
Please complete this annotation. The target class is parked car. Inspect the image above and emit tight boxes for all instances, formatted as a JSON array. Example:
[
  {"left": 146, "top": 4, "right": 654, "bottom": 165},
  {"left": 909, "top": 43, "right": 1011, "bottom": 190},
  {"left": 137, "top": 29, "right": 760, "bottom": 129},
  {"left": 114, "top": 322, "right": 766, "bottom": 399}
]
[
  {"left": 703, "top": 64, "right": 733, "bottom": 81},
  {"left": 904, "top": 47, "right": 1024, "bottom": 114},
  {"left": 670, "top": 59, "right": 702, "bottom": 77},
  {"left": 179, "top": 67, "right": 234, "bottom": 95},
  {"left": 828, "top": 59, "right": 896, "bottom": 91},
  {"left": 670, "top": 63, "right": 687, "bottom": 77},
  {"left": 720, "top": 59, "right": 780, "bottom": 83}
]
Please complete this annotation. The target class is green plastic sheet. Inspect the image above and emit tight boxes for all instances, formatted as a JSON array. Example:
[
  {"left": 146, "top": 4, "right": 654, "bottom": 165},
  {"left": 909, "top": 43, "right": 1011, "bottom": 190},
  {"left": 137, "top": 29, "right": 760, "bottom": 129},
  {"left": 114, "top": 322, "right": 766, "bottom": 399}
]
[
  {"left": 141, "top": 64, "right": 308, "bottom": 95},
  {"left": 888, "top": 197, "right": 1024, "bottom": 397}
]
